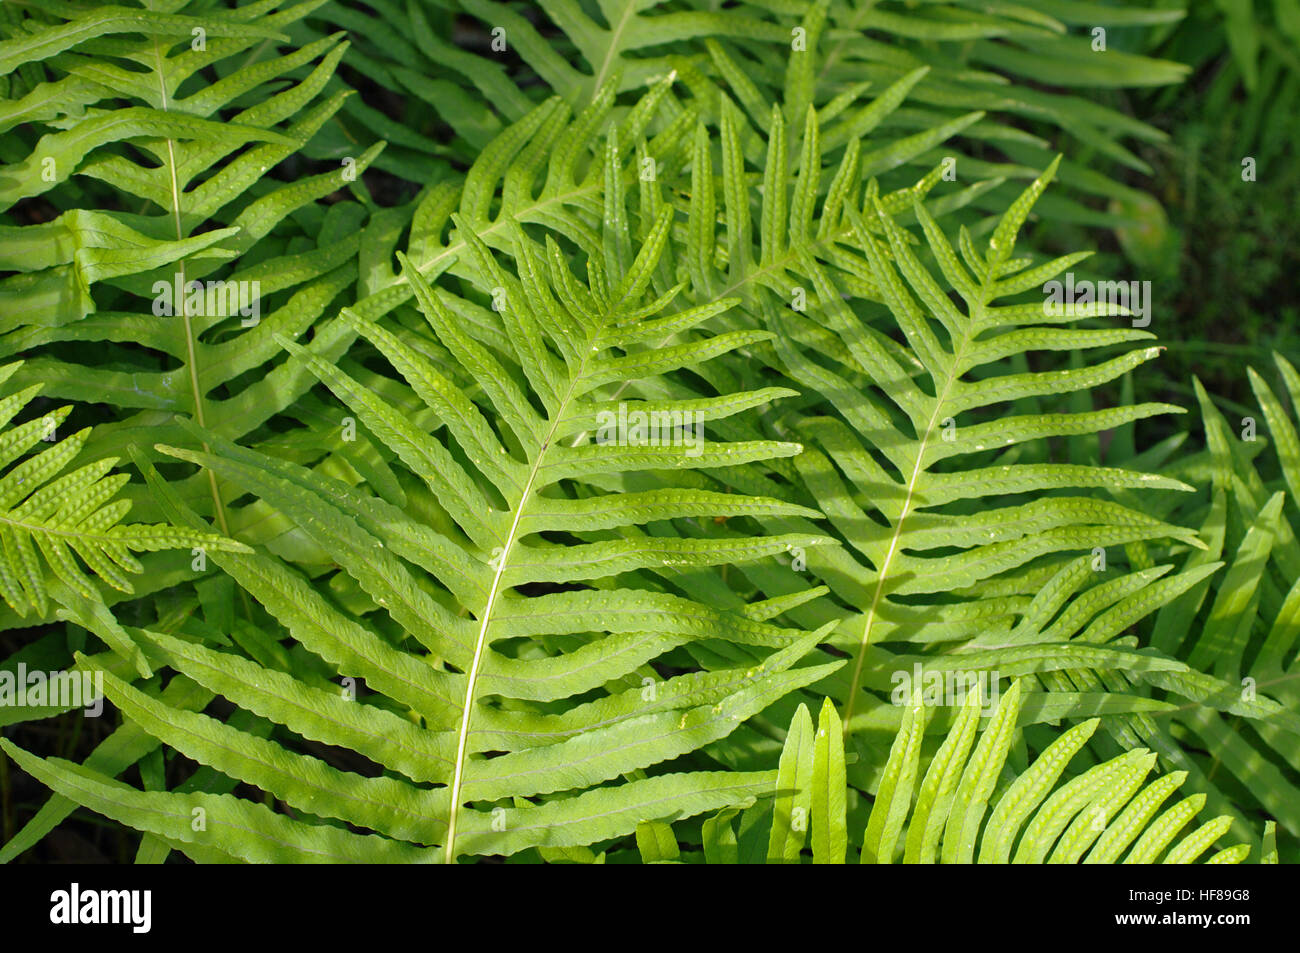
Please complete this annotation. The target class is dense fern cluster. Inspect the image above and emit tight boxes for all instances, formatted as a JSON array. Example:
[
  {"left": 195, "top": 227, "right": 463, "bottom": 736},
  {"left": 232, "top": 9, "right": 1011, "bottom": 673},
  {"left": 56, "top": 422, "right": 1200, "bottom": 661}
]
[{"left": 0, "top": 0, "right": 1295, "bottom": 866}]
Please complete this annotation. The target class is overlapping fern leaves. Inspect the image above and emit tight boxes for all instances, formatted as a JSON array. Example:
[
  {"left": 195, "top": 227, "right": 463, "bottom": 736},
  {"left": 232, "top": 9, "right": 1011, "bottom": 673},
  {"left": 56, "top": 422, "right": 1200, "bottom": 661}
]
[
  {"left": 1, "top": 151, "right": 850, "bottom": 861},
  {"left": 1103, "top": 353, "right": 1300, "bottom": 850},
  {"left": 0, "top": 360, "right": 245, "bottom": 620},
  {"left": 549, "top": 73, "right": 1289, "bottom": 864},
  {"left": 0, "top": 0, "right": 1292, "bottom": 866},
  {"left": 577, "top": 88, "right": 1228, "bottom": 765},
  {"left": 632, "top": 684, "right": 1270, "bottom": 864},
  {"left": 304, "top": 0, "right": 1187, "bottom": 227},
  {"left": 296, "top": 0, "right": 789, "bottom": 174},
  {"left": 0, "top": 0, "right": 383, "bottom": 545}
]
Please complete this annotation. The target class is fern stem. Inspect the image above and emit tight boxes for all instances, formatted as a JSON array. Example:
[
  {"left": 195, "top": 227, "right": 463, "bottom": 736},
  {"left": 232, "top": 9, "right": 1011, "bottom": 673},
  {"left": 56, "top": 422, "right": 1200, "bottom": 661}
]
[
  {"left": 153, "top": 40, "right": 232, "bottom": 539},
  {"left": 840, "top": 269, "right": 983, "bottom": 733},
  {"left": 444, "top": 354, "right": 593, "bottom": 863},
  {"left": 444, "top": 248, "right": 656, "bottom": 859},
  {"left": 444, "top": 455, "right": 539, "bottom": 863}
]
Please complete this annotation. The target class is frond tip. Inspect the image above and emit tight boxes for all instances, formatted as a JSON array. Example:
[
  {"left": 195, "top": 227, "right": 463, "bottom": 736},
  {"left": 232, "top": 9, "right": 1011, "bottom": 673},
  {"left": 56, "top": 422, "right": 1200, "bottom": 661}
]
[{"left": 0, "top": 361, "right": 249, "bottom": 617}]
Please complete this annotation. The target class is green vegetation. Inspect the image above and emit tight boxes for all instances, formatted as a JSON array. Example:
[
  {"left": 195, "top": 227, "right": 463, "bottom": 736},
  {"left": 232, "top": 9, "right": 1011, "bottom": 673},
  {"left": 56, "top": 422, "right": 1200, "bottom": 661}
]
[{"left": 0, "top": 0, "right": 1295, "bottom": 865}]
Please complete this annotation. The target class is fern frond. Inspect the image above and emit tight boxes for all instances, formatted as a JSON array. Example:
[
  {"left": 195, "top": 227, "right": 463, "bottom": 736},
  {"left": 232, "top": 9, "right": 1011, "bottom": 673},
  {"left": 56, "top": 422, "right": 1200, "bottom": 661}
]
[
  {"left": 641, "top": 108, "right": 1205, "bottom": 743},
  {"left": 746, "top": 162, "right": 1201, "bottom": 738},
  {"left": 0, "top": 360, "right": 248, "bottom": 619},
  {"left": 8, "top": 173, "right": 842, "bottom": 862},
  {"left": 1116, "top": 353, "right": 1300, "bottom": 858},
  {"left": 0, "top": 0, "right": 381, "bottom": 532}
]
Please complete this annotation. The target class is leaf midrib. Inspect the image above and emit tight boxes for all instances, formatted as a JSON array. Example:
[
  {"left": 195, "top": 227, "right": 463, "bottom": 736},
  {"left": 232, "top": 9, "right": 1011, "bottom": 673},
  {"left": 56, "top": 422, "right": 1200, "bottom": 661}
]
[
  {"left": 590, "top": 1, "right": 637, "bottom": 103},
  {"left": 0, "top": 510, "right": 134, "bottom": 544},
  {"left": 841, "top": 262, "right": 989, "bottom": 732},
  {"left": 444, "top": 292, "right": 615, "bottom": 863},
  {"left": 152, "top": 33, "right": 231, "bottom": 538}
]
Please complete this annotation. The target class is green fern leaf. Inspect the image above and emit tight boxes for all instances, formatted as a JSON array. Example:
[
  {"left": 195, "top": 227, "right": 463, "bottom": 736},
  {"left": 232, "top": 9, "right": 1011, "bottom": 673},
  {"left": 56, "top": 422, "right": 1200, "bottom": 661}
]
[
  {"left": 0, "top": 361, "right": 247, "bottom": 621},
  {"left": 13, "top": 177, "right": 841, "bottom": 862}
]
